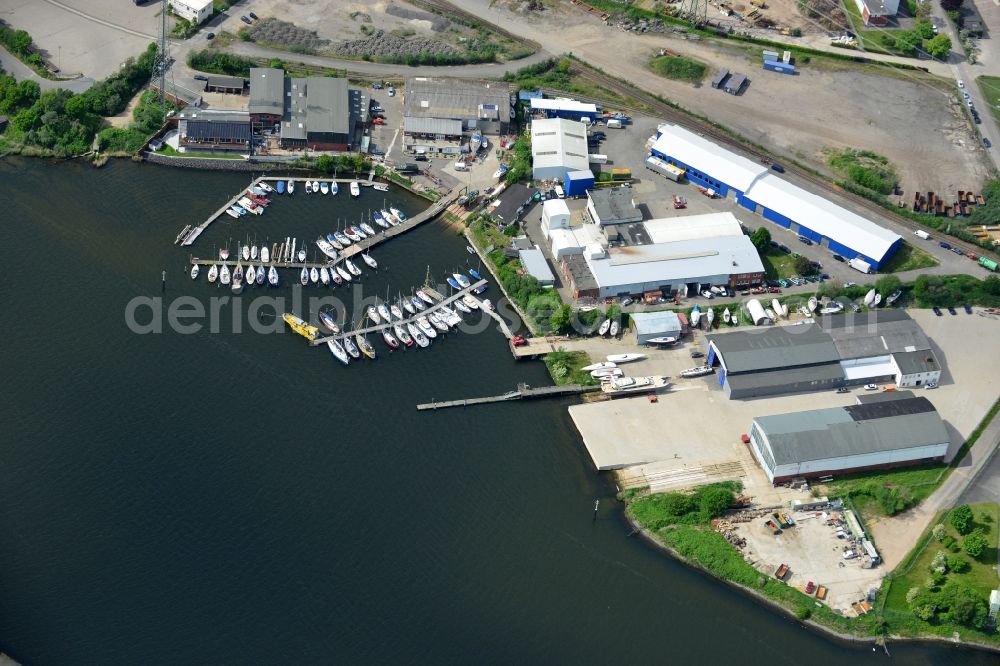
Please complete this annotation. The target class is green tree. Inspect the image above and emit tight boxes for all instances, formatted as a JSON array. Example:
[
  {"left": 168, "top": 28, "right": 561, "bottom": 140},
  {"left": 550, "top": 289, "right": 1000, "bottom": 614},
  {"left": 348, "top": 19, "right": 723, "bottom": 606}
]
[
  {"left": 950, "top": 504, "right": 973, "bottom": 534},
  {"left": 915, "top": 20, "right": 935, "bottom": 40},
  {"left": 750, "top": 227, "right": 771, "bottom": 253},
  {"left": 946, "top": 555, "right": 970, "bottom": 573},
  {"left": 875, "top": 275, "right": 902, "bottom": 297},
  {"left": 10, "top": 29, "right": 32, "bottom": 55},
  {"left": 962, "top": 528, "right": 988, "bottom": 558},
  {"left": 549, "top": 303, "right": 572, "bottom": 334},
  {"left": 793, "top": 255, "right": 816, "bottom": 275},
  {"left": 698, "top": 486, "right": 734, "bottom": 518},
  {"left": 895, "top": 32, "right": 918, "bottom": 56},
  {"left": 925, "top": 34, "right": 952, "bottom": 59}
]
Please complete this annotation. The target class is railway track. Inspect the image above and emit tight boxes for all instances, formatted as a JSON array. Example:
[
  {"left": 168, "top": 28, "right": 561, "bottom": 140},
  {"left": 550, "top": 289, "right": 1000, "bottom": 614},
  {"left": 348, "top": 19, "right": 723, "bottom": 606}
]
[
  {"left": 412, "top": 0, "right": 542, "bottom": 54},
  {"left": 562, "top": 62, "right": 995, "bottom": 261}
]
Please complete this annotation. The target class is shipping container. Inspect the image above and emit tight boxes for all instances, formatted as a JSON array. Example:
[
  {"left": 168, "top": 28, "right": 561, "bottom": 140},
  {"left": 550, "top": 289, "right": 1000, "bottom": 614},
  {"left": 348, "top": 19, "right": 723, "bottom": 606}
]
[
  {"left": 564, "top": 170, "right": 595, "bottom": 197},
  {"left": 645, "top": 156, "right": 684, "bottom": 182},
  {"left": 588, "top": 154, "right": 608, "bottom": 164},
  {"left": 610, "top": 168, "right": 632, "bottom": 181},
  {"left": 763, "top": 61, "right": 795, "bottom": 75},
  {"left": 762, "top": 50, "right": 780, "bottom": 62}
]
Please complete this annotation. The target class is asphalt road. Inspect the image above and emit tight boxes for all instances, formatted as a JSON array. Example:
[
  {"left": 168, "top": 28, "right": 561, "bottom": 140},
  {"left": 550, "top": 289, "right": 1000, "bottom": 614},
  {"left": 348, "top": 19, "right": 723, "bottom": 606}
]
[{"left": 0, "top": 44, "right": 93, "bottom": 93}]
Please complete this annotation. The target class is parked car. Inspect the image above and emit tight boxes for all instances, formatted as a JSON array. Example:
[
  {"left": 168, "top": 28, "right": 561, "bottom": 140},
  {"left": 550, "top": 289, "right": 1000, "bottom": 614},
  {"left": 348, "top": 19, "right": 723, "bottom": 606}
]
[
  {"left": 864, "top": 384, "right": 878, "bottom": 391},
  {"left": 370, "top": 148, "right": 385, "bottom": 157},
  {"left": 820, "top": 273, "right": 831, "bottom": 280},
  {"left": 511, "top": 336, "right": 528, "bottom": 347},
  {"left": 836, "top": 387, "right": 849, "bottom": 394},
  {"left": 372, "top": 82, "right": 383, "bottom": 89},
  {"left": 372, "top": 117, "right": 386, "bottom": 125},
  {"left": 591, "top": 131, "right": 606, "bottom": 139},
  {"left": 778, "top": 244, "right": 790, "bottom": 254},
  {"left": 948, "top": 306, "right": 957, "bottom": 315},
  {"left": 622, "top": 297, "right": 634, "bottom": 306},
  {"left": 952, "top": 247, "right": 965, "bottom": 255},
  {"left": 985, "top": 138, "right": 992, "bottom": 149},
  {"left": 939, "top": 241, "right": 952, "bottom": 249},
  {"left": 249, "top": 11, "right": 259, "bottom": 20},
  {"left": 797, "top": 235, "right": 813, "bottom": 245},
  {"left": 240, "top": 15, "right": 252, "bottom": 24},
  {"left": 194, "top": 74, "right": 208, "bottom": 81},
  {"left": 768, "top": 240, "right": 778, "bottom": 248},
  {"left": 844, "top": 281, "right": 857, "bottom": 288},
  {"left": 206, "top": 32, "right": 215, "bottom": 40},
  {"left": 771, "top": 163, "right": 785, "bottom": 173},
  {"left": 690, "top": 351, "right": 705, "bottom": 359},
  {"left": 933, "top": 306, "right": 943, "bottom": 316},
  {"left": 701, "top": 290, "right": 714, "bottom": 299},
  {"left": 964, "top": 304, "right": 973, "bottom": 314},
  {"left": 926, "top": 381, "right": 938, "bottom": 389},
  {"left": 387, "top": 87, "right": 396, "bottom": 96},
  {"left": 957, "top": 79, "right": 964, "bottom": 88},
  {"left": 414, "top": 154, "right": 428, "bottom": 161},
  {"left": 778, "top": 279, "right": 789, "bottom": 288},
  {"left": 832, "top": 254, "right": 845, "bottom": 262}
]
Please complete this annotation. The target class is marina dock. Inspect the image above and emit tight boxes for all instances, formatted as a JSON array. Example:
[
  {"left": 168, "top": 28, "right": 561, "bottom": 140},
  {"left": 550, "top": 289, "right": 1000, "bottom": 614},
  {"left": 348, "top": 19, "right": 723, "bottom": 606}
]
[
  {"left": 189, "top": 256, "right": 334, "bottom": 270},
  {"left": 416, "top": 383, "right": 601, "bottom": 411},
  {"left": 177, "top": 175, "right": 455, "bottom": 249},
  {"left": 308, "top": 279, "right": 488, "bottom": 346}
]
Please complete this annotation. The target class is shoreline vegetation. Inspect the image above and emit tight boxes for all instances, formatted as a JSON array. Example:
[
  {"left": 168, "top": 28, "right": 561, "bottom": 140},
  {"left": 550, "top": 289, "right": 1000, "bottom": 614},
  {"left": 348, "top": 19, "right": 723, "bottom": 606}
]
[{"left": 622, "top": 482, "right": 1000, "bottom": 651}]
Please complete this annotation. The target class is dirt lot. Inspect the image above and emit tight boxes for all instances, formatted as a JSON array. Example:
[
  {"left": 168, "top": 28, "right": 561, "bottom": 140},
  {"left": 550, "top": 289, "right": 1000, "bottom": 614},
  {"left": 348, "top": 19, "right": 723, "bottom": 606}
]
[{"left": 477, "top": 0, "right": 991, "bottom": 194}]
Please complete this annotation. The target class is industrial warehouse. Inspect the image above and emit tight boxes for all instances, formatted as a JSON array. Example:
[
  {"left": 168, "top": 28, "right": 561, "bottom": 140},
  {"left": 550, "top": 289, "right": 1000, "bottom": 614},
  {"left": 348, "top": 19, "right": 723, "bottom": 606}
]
[
  {"left": 705, "top": 310, "right": 942, "bottom": 399},
  {"left": 530, "top": 118, "right": 590, "bottom": 181},
  {"left": 748, "top": 392, "right": 949, "bottom": 483},
  {"left": 649, "top": 124, "right": 901, "bottom": 268},
  {"left": 402, "top": 77, "right": 513, "bottom": 155}
]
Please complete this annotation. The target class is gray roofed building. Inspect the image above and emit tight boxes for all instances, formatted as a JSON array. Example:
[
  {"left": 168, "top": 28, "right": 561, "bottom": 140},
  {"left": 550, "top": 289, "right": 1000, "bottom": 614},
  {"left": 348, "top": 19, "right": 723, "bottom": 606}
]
[
  {"left": 205, "top": 75, "right": 246, "bottom": 93},
  {"left": 519, "top": 247, "right": 556, "bottom": 286},
  {"left": 403, "top": 77, "right": 511, "bottom": 135},
  {"left": 587, "top": 188, "right": 643, "bottom": 226},
  {"left": 723, "top": 362, "right": 846, "bottom": 396},
  {"left": 403, "top": 117, "right": 464, "bottom": 136},
  {"left": 892, "top": 350, "right": 940, "bottom": 376},
  {"left": 819, "top": 310, "right": 931, "bottom": 359},
  {"left": 708, "top": 324, "right": 839, "bottom": 374},
  {"left": 563, "top": 253, "right": 599, "bottom": 298},
  {"left": 749, "top": 393, "right": 949, "bottom": 482},
  {"left": 302, "top": 77, "right": 349, "bottom": 135},
  {"left": 249, "top": 68, "right": 285, "bottom": 117},
  {"left": 489, "top": 183, "right": 533, "bottom": 225}
]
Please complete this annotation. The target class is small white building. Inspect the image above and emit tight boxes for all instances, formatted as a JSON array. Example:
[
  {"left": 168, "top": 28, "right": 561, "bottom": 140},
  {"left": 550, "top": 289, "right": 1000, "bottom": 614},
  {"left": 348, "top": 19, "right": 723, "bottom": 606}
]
[
  {"left": 642, "top": 212, "right": 745, "bottom": 244},
  {"left": 531, "top": 117, "right": 590, "bottom": 181},
  {"left": 519, "top": 247, "right": 556, "bottom": 286},
  {"left": 548, "top": 224, "right": 604, "bottom": 259},
  {"left": 170, "top": 0, "right": 214, "bottom": 24},
  {"left": 541, "top": 199, "right": 571, "bottom": 239}
]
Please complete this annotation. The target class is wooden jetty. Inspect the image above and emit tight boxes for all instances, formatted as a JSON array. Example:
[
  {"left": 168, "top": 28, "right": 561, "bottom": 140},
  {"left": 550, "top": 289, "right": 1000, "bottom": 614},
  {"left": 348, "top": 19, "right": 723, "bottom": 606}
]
[
  {"left": 308, "top": 279, "right": 488, "bottom": 346},
  {"left": 416, "top": 383, "right": 601, "bottom": 411},
  {"left": 189, "top": 256, "right": 334, "bottom": 270},
  {"left": 340, "top": 192, "right": 459, "bottom": 258}
]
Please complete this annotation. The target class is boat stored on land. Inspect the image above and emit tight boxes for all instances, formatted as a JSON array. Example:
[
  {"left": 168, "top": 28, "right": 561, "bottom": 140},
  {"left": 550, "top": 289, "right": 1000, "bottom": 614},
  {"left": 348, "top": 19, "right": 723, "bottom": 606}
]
[
  {"left": 607, "top": 353, "right": 645, "bottom": 364},
  {"left": 601, "top": 375, "right": 670, "bottom": 396},
  {"left": 680, "top": 365, "right": 714, "bottom": 378}
]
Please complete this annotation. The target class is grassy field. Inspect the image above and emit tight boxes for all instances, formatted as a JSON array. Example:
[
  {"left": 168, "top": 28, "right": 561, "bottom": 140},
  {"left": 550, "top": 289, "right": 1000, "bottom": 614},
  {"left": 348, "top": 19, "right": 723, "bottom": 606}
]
[
  {"left": 820, "top": 465, "right": 948, "bottom": 519},
  {"left": 976, "top": 75, "right": 1000, "bottom": 133},
  {"left": 761, "top": 249, "right": 800, "bottom": 279},
  {"left": 543, "top": 350, "right": 599, "bottom": 386},
  {"left": 649, "top": 55, "right": 707, "bottom": 83},
  {"left": 880, "top": 242, "right": 939, "bottom": 273},
  {"left": 157, "top": 145, "right": 246, "bottom": 159},
  {"left": 882, "top": 503, "right": 999, "bottom": 643}
]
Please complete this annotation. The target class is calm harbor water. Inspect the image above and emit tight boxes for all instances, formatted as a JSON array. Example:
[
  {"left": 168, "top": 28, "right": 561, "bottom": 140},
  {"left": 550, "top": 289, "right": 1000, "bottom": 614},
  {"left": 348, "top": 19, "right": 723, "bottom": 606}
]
[{"left": 0, "top": 157, "right": 990, "bottom": 664}]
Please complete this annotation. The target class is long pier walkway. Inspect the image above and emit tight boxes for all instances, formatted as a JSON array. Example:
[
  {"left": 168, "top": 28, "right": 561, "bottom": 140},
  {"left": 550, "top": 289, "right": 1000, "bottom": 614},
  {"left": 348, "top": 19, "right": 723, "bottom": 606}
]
[
  {"left": 416, "top": 383, "right": 601, "bottom": 411},
  {"left": 177, "top": 174, "right": 454, "bottom": 249},
  {"left": 308, "top": 279, "right": 488, "bottom": 346}
]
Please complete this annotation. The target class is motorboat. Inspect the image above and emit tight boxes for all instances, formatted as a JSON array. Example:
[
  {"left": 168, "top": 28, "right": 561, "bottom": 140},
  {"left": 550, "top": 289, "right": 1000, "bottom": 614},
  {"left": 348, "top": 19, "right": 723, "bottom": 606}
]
[
  {"left": 462, "top": 295, "right": 479, "bottom": 310},
  {"left": 207, "top": 264, "right": 218, "bottom": 283},
  {"left": 453, "top": 299, "right": 471, "bottom": 314},
  {"left": 390, "top": 303, "right": 404, "bottom": 321},
  {"left": 382, "top": 329, "right": 400, "bottom": 350},
  {"left": 591, "top": 368, "right": 624, "bottom": 379},
  {"left": 320, "top": 181, "right": 330, "bottom": 195},
  {"left": 327, "top": 339, "right": 349, "bottom": 366},
  {"left": 336, "top": 265, "right": 352, "bottom": 282},
  {"left": 808, "top": 297, "right": 818, "bottom": 312},
  {"left": 606, "top": 353, "right": 646, "bottom": 364},
  {"left": 320, "top": 267, "right": 331, "bottom": 286},
  {"left": 429, "top": 314, "right": 449, "bottom": 332},
  {"left": 287, "top": 180, "right": 295, "bottom": 194},
  {"left": 446, "top": 276, "right": 462, "bottom": 290},
  {"left": 330, "top": 182, "right": 338, "bottom": 195},
  {"left": 723, "top": 308, "right": 731, "bottom": 325},
  {"left": 231, "top": 264, "right": 244, "bottom": 293},
  {"left": 309, "top": 267, "right": 319, "bottom": 284},
  {"left": 190, "top": 264, "right": 200, "bottom": 280},
  {"left": 467, "top": 246, "right": 476, "bottom": 255},
  {"left": 645, "top": 336, "right": 678, "bottom": 345},
  {"left": 690, "top": 306, "right": 701, "bottom": 328},
  {"left": 276, "top": 181, "right": 285, "bottom": 194},
  {"left": 407, "top": 322, "right": 430, "bottom": 348},
  {"left": 872, "top": 293, "right": 882, "bottom": 307},
  {"left": 382, "top": 209, "right": 400, "bottom": 226},
  {"left": 350, "top": 181, "right": 360, "bottom": 197},
  {"left": 297, "top": 244, "right": 307, "bottom": 263},
  {"left": 390, "top": 207, "right": 406, "bottom": 222},
  {"left": 402, "top": 298, "right": 416, "bottom": 315},
  {"left": 601, "top": 375, "right": 670, "bottom": 396},
  {"left": 220, "top": 264, "right": 231, "bottom": 285},
  {"left": 232, "top": 206, "right": 246, "bottom": 216},
  {"left": 360, "top": 222, "right": 376, "bottom": 236},
  {"left": 411, "top": 296, "right": 427, "bottom": 312},
  {"left": 242, "top": 245, "right": 251, "bottom": 261},
  {"left": 245, "top": 264, "right": 256, "bottom": 286},
  {"left": 469, "top": 132, "right": 482, "bottom": 152},
  {"left": 305, "top": 181, "right": 313, "bottom": 194},
  {"left": 394, "top": 324, "right": 414, "bottom": 347},
  {"left": 468, "top": 268, "right": 483, "bottom": 281},
  {"left": 356, "top": 334, "right": 376, "bottom": 359},
  {"left": 343, "top": 335, "right": 361, "bottom": 359},
  {"left": 300, "top": 267, "right": 309, "bottom": 286},
  {"left": 367, "top": 306, "right": 381, "bottom": 326},
  {"left": 225, "top": 208, "right": 240, "bottom": 219},
  {"left": 481, "top": 136, "right": 489, "bottom": 150},
  {"left": 316, "top": 238, "right": 339, "bottom": 260},
  {"left": 680, "top": 365, "right": 714, "bottom": 378},
  {"left": 819, "top": 302, "right": 845, "bottom": 315},
  {"left": 493, "top": 163, "right": 508, "bottom": 179},
  {"left": 261, "top": 246, "right": 271, "bottom": 263},
  {"left": 864, "top": 289, "right": 876, "bottom": 306},
  {"left": 598, "top": 319, "right": 611, "bottom": 336},
  {"left": 609, "top": 321, "right": 620, "bottom": 337},
  {"left": 377, "top": 303, "right": 392, "bottom": 323},
  {"left": 886, "top": 289, "right": 902, "bottom": 306},
  {"left": 258, "top": 181, "right": 274, "bottom": 193},
  {"left": 344, "top": 228, "right": 362, "bottom": 242},
  {"left": 268, "top": 265, "right": 279, "bottom": 287},
  {"left": 438, "top": 307, "right": 462, "bottom": 327},
  {"left": 345, "top": 259, "right": 362, "bottom": 277},
  {"left": 452, "top": 273, "right": 471, "bottom": 289},
  {"left": 326, "top": 234, "right": 344, "bottom": 251},
  {"left": 282, "top": 313, "right": 319, "bottom": 341},
  {"left": 350, "top": 225, "right": 368, "bottom": 240},
  {"left": 706, "top": 308, "right": 715, "bottom": 328},
  {"left": 581, "top": 361, "right": 618, "bottom": 372},
  {"left": 362, "top": 253, "right": 377, "bottom": 269},
  {"left": 417, "top": 290, "right": 435, "bottom": 305},
  {"left": 319, "top": 310, "right": 340, "bottom": 334},
  {"left": 416, "top": 316, "right": 438, "bottom": 338}
]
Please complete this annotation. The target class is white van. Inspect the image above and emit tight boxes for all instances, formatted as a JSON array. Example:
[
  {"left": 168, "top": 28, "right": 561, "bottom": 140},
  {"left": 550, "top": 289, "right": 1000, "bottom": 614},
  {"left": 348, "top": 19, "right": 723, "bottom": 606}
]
[
  {"left": 454, "top": 161, "right": 468, "bottom": 171},
  {"left": 913, "top": 229, "right": 930, "bottom": 240}
]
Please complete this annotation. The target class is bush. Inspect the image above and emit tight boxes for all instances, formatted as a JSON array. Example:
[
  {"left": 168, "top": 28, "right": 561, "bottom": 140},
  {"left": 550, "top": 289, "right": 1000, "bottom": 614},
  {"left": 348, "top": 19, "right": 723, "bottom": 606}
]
[
  {"left": 932, "top": 524, "right": 946, "bottom": 541},
  {"left": 187, "top": 49, "right": 254, "bottom": 76},
  {"left": 950, "top": 504, "right": 973, "bottom": 534},
  {"left": 962, "top": 528, "right": 988, "bottom": 558},
  {"left": 946, "top": 555, "right": 970, "bottom": 573}
]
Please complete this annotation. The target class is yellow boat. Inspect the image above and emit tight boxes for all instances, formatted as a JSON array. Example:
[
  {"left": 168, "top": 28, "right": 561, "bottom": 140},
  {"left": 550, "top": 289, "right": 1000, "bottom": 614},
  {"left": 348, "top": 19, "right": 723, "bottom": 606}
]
[{"left": 282, "top": 313, "right": 319, "bottom": 341}]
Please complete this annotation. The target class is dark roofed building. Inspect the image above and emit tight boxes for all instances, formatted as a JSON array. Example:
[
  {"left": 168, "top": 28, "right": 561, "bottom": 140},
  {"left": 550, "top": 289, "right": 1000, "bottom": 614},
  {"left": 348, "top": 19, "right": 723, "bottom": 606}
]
[
  {"left": 249, "top": 67, "right": 286, "bottom": 124},
  {"left": 749, "top": 392, "right": 949, "bottom": 483},
  {"left": 280, "top": 77, "right": 355, "bottom": 151},
  {"left": 177, "top": 110, "right": 251, "bottom": 152},
  {"left": 586, "top": 187, "right": 643, "bottom": 226},
  {"left": 205, "top": 75, "right": 246, "bottom": 95},
  {"left": 489, "top": 183, "right": 533, "bottom": 226}
]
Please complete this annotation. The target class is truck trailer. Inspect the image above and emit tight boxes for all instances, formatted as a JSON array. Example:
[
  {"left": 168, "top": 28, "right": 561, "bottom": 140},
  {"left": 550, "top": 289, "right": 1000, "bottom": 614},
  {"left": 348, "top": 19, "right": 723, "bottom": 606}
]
[{"left": 848, "top": 258, "right": 872, "bottom": 274}]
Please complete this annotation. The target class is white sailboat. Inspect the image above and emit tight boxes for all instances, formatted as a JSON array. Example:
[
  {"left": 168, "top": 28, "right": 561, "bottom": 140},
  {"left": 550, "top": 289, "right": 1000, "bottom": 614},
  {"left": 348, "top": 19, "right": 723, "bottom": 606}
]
[
  {"left": 606, "top": 353, "right": 646, "bottom": 363},
  {"left": 220, "top": 264, "right": 231, "bottom": 285},
  {"left": 690, "top": 306, "right": 701, "bottom": 328},
  {"left": 320, "top": 267, "right": 331, "bottom": 285},
  {"left": 723, "top": 307, "right": 731, "bottom": 324},
  {"left": 310, "top": 267, "right": 319, "bottom": 284},
  {"left": 706, "top": 308, "right": 715, "bottom": 328},
  {"left": 300, "top": 267, "right": 309, "bottom": 286},
  {"left": 207, "top": 264, "right": 218, "bottom": 283},
  {"left": 872, "top": 292, "right": 882, "bottom": 307},
  {"left": 609, "top": 320, "right": 620, "bottom": 337},
  {"left": 598, "top": 319, "right": 610, "bottom": 336},
  {"left": 245, "top": 264, "right": 256, "bottom": 286},
  {"left": 362, "top": 253, "right": 377, "bottom": 269},
  {"left": 808, "top": 296, "right": 818, "bottom": 312},
  {"left": 261, "top": 245, "right": 270, "bottom": 263},
  {"left": 350, "top": 181, "right": 360, "bottom": 197},
  {"left": 268, "top": 265, "right": 279, "bottom": 287},
  {"left": 772, "top": 299, "right": 783, "bottom": 318},
  {"left": 327, "top": 340, "right": 350, "bottom": 366},
  {"left": 864, "top": 289, "right": 876, "bottom": 306},
  {"left": 190, "top": 264, "right": 200, "bottom": 280}
]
